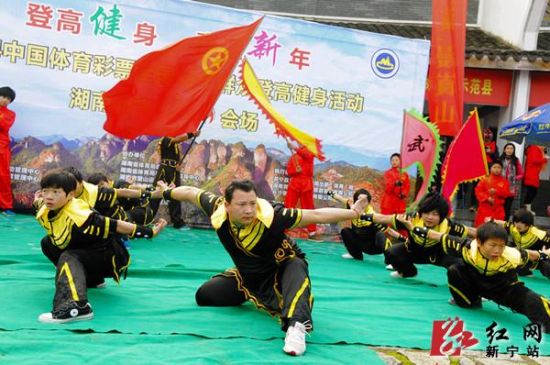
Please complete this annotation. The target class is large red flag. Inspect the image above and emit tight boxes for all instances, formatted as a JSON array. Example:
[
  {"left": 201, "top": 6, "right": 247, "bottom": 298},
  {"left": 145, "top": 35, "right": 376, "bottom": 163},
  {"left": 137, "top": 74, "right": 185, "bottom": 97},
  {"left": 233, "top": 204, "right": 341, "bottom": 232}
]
[
  {"left": 441, "top": 109, "right": 488, "bottom": 202},
  {"left": 103, "top": 18, "right": 263, "bottom": 139},
  {"left": 427, "top": 0, "right": 467, "bottom": 136},
  {"left": 400, "top": 110, "right": 442, "bottom": 207}
]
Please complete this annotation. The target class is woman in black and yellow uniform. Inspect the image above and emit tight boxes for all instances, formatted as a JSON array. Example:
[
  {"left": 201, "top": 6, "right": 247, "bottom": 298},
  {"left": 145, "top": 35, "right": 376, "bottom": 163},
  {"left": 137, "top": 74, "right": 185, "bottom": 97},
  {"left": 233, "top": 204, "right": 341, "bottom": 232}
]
[
  {"left": 408, "top": 221, "right": 550, "bottom": 332},
  {"left": 493, "top": 208, "right": 550, "bottom": 279},
  {"left": 35, "top": 170, "right": 166, "bottom": 324},
  {"left": 158, "top": 179, "right": 368, "bottom": 356},
  {"left": 150, "top": 131, "right": 199, "bottom": 228},
  {"left": 361, "top": 192, "right": 475, "bottom": 278},
  {"left": 328, "top": 188, "right": 405, "bottom": 260}
]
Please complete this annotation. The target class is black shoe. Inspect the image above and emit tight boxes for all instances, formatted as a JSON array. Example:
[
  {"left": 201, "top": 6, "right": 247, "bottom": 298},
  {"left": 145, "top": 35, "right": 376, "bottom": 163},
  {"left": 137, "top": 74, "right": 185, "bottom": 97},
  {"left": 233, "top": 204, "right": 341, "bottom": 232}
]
[
  {"left": 173, "top": 221, "right": 186, "bottom": 229},
  {"left": 38, "top": 301, "right": 94, "bottom": 323}
]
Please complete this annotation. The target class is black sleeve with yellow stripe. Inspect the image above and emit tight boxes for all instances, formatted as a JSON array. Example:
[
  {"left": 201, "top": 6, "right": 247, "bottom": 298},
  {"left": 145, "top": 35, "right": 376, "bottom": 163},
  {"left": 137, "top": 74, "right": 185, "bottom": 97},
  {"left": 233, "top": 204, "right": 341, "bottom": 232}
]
[
  {"left": 79, "top": 212, "right": 118, "bottom": 240},
  {"left": 273, "top": 204, "right": 302, "bottom": 231},
  {"left": 93, "top": 187, "right": 118, "bottom": 211},
  {"left": 441, "top": 234, "right": 470, "bottom": 258},
  {"left": 197, "top": 190, "right": 224, "bottom": 217},
  {"left": 448, "top": 220, "right": 467, "bottom": 238}
]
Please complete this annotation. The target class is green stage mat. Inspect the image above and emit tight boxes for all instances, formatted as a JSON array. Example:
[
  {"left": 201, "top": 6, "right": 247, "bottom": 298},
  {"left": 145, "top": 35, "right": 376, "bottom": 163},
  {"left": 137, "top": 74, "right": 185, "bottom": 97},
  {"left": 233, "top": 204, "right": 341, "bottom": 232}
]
[{"left": 0, "top": 214, "right": 548, "bottom": 363}]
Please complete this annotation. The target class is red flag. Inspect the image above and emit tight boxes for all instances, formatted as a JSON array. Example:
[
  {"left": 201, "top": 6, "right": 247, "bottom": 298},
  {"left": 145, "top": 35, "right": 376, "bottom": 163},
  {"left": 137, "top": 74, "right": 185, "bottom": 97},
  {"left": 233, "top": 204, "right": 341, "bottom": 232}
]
[
  {"left": 400, "top": 110, "right": 442, "bottom": 207},
  {"left": 103, "top": 18, "right": 263, "bottom": 139},
  {"left": 427, "top": 0, "right": 467, "bottom": 136},
  {"left": 441, "top": 109, "right": 488, "bottom": 202}
]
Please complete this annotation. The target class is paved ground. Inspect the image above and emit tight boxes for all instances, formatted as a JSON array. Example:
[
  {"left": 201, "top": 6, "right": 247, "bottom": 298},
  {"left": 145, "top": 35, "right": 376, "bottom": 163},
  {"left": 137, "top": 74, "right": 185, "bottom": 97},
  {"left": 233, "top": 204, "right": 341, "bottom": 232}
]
[{"left": 374, "top": 347, "right": 550, "bottom": 365}]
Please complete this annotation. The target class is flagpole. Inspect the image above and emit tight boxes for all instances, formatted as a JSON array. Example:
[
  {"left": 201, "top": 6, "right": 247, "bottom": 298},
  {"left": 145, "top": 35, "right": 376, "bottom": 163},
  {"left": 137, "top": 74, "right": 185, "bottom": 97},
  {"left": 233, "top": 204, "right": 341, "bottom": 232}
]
[
  {"left": 399, "top": 110, "right": 405, "bottom": 201},
  {"left": 178, "top": 118, "right": 207, "bottom": 165}
]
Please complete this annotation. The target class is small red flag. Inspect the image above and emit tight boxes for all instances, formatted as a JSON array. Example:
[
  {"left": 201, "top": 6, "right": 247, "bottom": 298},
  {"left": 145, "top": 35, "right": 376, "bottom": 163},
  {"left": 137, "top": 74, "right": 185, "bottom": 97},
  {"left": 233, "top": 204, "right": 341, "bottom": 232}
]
[
  {"left": 103, "top": 18, "right": 263, "bottom": 139},
  {"left": 441, "top": 109, "right": 488, "bottom": 202},
  {"left": 400, "top": 110, "right": 442, "bottom": 207}
]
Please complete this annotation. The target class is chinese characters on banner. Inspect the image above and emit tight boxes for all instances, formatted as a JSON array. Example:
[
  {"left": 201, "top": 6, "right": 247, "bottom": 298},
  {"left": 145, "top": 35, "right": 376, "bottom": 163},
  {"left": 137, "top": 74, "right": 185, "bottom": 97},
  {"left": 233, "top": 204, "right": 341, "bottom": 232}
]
[{"left": 427, "top": 0, "right": 467, "bottom": 136}]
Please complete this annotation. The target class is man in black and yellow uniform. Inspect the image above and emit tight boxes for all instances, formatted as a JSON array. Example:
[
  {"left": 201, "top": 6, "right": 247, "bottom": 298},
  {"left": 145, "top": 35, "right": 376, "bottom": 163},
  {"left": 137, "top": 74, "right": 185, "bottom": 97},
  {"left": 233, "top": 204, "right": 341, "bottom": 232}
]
[
  {"left": 494, "top": 208, "right": 550, "bottom": 279},
  {"left": 150, "top": 131, "right": 199, "bottom": 228},
  {"left": 361, "top": 192, "right": 475, "bottom": 278},
  {"left": 328, "top": 188, "right": 405, "bottom": 261},
  {"left": 159, "top": 179, "right": 368, "bottom": 356},
  {"left": 409, "top": 221, "right": 550, "bottom": 332},
  {"left": 35, "top": 169, "right": 166, "bottom": 323}
]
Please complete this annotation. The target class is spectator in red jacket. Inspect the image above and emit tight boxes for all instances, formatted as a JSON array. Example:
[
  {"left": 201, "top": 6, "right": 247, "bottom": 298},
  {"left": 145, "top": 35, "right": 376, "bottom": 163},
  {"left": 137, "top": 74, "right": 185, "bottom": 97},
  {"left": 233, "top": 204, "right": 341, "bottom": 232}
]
[
  {"left": 474, "top": 160, "right": 512, "bottom": 227},
  {"left": 380, "top": 153, "right": 410, "bottom": 214},
  {"left": 0, "top": 86, "right": 16, "bottom": 215},
  {"left": 523, "top": 145, "right": 548, "bottom": 214}
]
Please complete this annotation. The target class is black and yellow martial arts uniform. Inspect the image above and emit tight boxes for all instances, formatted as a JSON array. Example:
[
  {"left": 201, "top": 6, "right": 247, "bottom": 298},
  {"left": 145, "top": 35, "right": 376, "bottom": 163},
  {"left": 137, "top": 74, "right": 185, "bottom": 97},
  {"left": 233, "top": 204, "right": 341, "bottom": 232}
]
[
  {"left": 190, "top": 190, "right": 313, "bottom": 331},
  {"left": 440, "top": 234, "right": 550, "bottom": 332},
  {"left": 504, "top": 222, "right": 550, "bottom": 279},
  {"left": 36, "top": 198, "right": 130, "bottom": 310},
  {"left": 150, "top": 137, "right": 184, "bottom": 227},
  {"left": 341, "top": 204, "right": 391, "bottom": 260},
  {"left": 384, "top": 214, "right": 468, "bottom": 277},
  {"left": 76, "top": 181, "right": 126, "bottom": 221}
]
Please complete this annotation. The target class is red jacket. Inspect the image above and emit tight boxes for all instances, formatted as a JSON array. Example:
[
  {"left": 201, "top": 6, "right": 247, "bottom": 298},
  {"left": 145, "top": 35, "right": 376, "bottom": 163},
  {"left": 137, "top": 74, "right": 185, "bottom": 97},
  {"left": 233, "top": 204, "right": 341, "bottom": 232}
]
[
  {"left": 286, "top": 146, "right": 314, "bottom": 192},
  {"left": 474, "top": 174, "right": 511, "bottom": 226},
  {"left": 380, "top": 167, "right": 409, "bottom": 214},
  {"left": 523, "top": 145, "right": 548, "bottom": 188},
  {"left": 0, "top": 106, "right": 16, "bottom": 148}
]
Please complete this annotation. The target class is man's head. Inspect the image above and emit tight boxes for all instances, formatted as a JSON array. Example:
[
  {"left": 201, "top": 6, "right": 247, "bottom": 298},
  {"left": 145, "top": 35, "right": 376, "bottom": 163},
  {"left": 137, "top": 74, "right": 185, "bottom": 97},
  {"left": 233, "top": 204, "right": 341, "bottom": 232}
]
[
  {"left": 40, "top": 169, "right": 77, "bottom": 210},
  {"left": 417, "top": 192, "right": 449, "bottom": 228},
  {"left": 476, "top": 222, "right": 508, "bottom": 261},
  {"left": 0, "top": 86, "right": 15, "bottom": 107},
  {"left": 512, "top": 208, "right": 534, "bottom": 233},
  {"left": 62, "top": 166, "right": 84, "bottom": 183},
  {"left": 224, "top": 180, "right": 258, "bottom": 226},
  {"left": 87, "top": 172, "right": 111, "bottom": 188},
  {"left": 353, "top": 188, "right": 372, "bottom": 203},
  {"left": 390, "top": 153, "right": 401, "bottom": 168}
]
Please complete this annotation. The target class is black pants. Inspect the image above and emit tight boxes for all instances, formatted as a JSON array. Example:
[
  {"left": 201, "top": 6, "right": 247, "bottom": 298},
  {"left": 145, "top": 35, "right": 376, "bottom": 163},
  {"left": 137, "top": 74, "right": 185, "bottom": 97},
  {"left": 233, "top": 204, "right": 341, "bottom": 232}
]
[
  {"left": 447, "top": 261, "right": 550, "bottom": 332},
  {"left": 523, "top": 185, "right": 538, "bottom": 205},
  {"left": 340, "top": 228, "right": 388, "bottom": 260},
  {"left": 504, "top": 197, "right": 514, "bottom": 221},
  {"left": 151, "top": 165, "right": 184, "bottom": 226},
  {"left": 384, "top": 242, "right": 460, "bottom": 278},
  {"left": 195, "top": 258, "right": 313, "bottom": 331},
  {"left": 41, "top": 237, "right": 129, "bottom": 309},
  {"left": 518, "top": 260, "right": 550, "bottom": 280}
]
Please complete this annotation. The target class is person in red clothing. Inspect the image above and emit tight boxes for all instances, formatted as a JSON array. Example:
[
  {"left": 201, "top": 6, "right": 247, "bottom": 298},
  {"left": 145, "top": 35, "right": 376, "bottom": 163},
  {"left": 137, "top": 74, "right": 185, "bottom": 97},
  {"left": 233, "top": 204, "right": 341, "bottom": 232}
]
[
  {"left": 380, "top": 153, "right": 410, "bottom": 214},
  {"left": 522, "top": 145, "right": 549, "bottom": 214},
  {"left": 474, "top": 160, "right": 511, "bottom": 227},
  {"left": 284, "top": 137, "right": 319, "bottom": 240},
  {"left": 0, "top": 86, "right": 16, "bottom": 214}
]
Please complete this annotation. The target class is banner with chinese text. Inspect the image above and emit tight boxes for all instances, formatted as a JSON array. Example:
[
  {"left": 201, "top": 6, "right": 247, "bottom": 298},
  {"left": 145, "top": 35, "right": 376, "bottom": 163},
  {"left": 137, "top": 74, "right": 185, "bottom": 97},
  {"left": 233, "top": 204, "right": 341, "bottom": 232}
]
[{"left": 2, "top": 0, "right": 429, "bottom": 223}]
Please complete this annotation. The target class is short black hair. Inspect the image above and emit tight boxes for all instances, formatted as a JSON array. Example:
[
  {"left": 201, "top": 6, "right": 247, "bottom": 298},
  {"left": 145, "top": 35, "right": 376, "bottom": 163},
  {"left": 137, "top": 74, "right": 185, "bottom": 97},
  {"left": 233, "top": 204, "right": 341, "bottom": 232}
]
[
  {"left": 476, "top": 222, "right": 508, "bottom": 244},
  {"left": 512, "top": 208, "right": 534, "bottom": 226},
  {"left": 87, "top": 172, "right": 109, "bottom": 185},
  {"left": 0, "top": 86, "right": 15, "bottom": 102},
  {"left": 353, "top": 188, "right": 372, "bottom": 203},
  {"left": 63, "top": 166, "right": 83, "bottom": 182},
  {"left": 417, "top": 192, "right": 449, "bottom": 219},
  {"left": 390, "top": 153, "right": 401, "bottom": 160},
  {"left": 40, "top": 169, "right": 77, "bottom": 194},
  {"left": 489, "top": 159, "right": 503, "bottom": 168},
  {"left": 224, "top": 180, "right": 257, "bottom": 203}
]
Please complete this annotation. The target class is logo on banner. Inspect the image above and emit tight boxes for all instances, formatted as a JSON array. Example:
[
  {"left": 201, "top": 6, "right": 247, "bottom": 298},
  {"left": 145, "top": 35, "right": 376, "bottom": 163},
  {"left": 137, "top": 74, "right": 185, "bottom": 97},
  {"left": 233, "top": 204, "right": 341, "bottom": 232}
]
[
  {"left": 371, "top": 49, "right": 399, "bottom": 79},
  {"left": 202, "top": 47, "right": 229, "bottom": 75},
  {"left": 430, "top": 317, "right": 478, "bottom": 356}
]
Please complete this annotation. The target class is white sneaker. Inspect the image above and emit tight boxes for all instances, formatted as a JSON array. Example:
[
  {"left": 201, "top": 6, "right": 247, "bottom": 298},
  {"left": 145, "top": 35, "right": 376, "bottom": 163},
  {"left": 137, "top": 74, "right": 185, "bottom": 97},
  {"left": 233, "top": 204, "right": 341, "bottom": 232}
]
[
  {"left": 283, "top": 322, "right": 307, "bottom": 356},
  {"left": 341, "top": 253, "right": 353, "bottom": 259},
  {"left": 385, "top": 264, "right": 394, "bottom": 270},
  {"left": 390, "top": 271, "right": 404, "bottom": 278},
  {"left": 38, "top": 302, "right": 94, "bottom": 324}
]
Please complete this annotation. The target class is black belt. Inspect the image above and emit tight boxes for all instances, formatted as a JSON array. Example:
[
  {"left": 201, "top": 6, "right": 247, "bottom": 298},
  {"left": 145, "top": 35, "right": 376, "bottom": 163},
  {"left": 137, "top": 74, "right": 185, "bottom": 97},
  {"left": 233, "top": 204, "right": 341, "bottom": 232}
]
[{"left": 160, "top": 159, "right": 178, "bottom": 167}]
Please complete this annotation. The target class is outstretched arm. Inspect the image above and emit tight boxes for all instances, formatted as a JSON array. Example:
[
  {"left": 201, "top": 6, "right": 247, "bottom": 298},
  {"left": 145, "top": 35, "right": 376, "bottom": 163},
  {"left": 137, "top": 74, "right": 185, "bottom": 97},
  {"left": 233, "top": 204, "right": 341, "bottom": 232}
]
[
  {"left": 297, "top": 195, "right": 368, "bottom": 227},
  {"left": 172, "top": 130, "right": 200, "bottom": 144},
  {"left": 116, "top": 218, "right": 168, "bottom": 237},
  {"left": 327, "top": 190, "right": 350, "bottom": 207}
]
